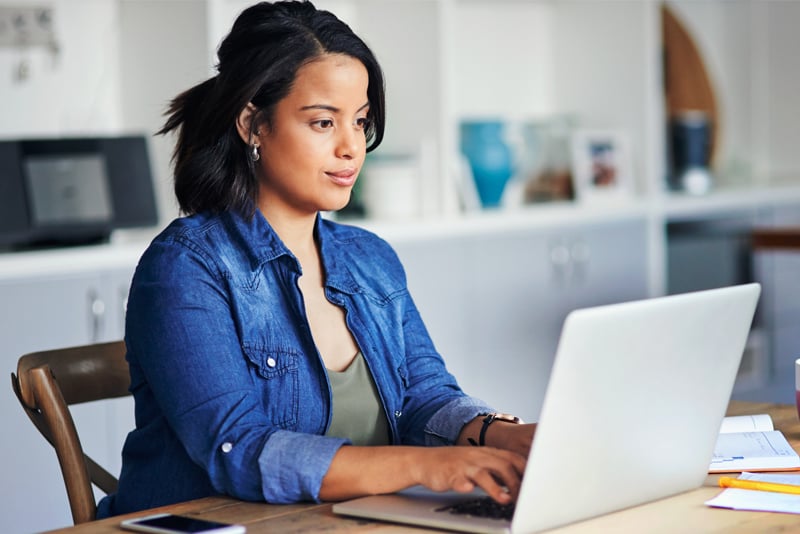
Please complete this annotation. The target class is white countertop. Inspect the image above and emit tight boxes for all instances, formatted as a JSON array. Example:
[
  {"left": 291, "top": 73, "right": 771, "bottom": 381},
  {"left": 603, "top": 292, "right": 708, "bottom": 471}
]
[{"left": 0, "top": 232, "right": 154, "bottom": 279}]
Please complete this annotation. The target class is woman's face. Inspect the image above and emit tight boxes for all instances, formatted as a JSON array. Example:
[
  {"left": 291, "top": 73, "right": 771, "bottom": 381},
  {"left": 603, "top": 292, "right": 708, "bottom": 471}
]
[{"left": 254, "top": 53, "right": 370, "bottom": 219}]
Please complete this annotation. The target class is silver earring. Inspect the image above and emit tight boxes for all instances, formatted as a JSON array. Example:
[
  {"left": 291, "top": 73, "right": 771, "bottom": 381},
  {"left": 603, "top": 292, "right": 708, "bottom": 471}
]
[{"left": 250, "top": 144, "right": 260, "bottom": 162}]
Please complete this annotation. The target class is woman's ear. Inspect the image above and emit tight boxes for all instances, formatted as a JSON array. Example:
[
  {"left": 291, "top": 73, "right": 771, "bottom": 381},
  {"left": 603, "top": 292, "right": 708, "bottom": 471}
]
[{"left": 236, "top": 103, "right": 259, "bottom": 144}]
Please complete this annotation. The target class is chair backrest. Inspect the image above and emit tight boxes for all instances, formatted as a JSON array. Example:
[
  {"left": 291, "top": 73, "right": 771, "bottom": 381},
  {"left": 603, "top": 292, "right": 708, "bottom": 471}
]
[{"left": 11, "top": 340, "right": 130, "bottom": 525}]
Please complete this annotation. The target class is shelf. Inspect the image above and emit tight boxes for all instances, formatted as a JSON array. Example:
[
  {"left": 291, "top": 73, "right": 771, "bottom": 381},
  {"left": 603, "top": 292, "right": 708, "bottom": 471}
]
[
  {"left": 654, "top": 182, "right": 800, "bottom": 222},
  {"left": 340, "top": 180, "right": 800, "bottom": 242},
  {"left": 345, "top": 199, "right": 647, "bottom": 244}
]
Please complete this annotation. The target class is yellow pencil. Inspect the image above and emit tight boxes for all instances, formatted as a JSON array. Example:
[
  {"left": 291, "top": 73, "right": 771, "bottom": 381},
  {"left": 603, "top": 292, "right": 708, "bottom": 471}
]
[{"left": 719, "top": 476, "right": 800, "bottom": 496}]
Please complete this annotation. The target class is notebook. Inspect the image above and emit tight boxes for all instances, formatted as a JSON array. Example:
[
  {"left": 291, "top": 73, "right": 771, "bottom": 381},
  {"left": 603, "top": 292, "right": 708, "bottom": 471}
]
[{"left": 333, "top": 283, "right": 761, "bottom": 533}]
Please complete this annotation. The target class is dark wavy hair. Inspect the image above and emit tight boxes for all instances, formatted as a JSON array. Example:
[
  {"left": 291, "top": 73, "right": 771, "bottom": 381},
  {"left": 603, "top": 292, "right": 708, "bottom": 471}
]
[{"left": 157, "top": 1, "right": 386, "bottom": 216}]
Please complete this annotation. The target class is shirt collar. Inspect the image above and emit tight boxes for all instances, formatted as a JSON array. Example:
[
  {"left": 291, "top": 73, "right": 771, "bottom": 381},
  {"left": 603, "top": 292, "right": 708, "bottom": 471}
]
[{"left": 225, "top": 209, "right": 358, "bottom": 293}]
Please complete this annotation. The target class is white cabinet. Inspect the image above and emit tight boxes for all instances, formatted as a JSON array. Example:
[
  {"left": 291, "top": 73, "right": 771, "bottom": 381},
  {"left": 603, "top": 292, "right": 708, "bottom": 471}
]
[
  {"left": 0, "top": 264, "right": 136, "bottom": 351},
  {"left": 0, "top": 247, "right": 141, "bottom": 533},
  {"left": 391, "top": 214, "right": 649, "bottom": 422}
]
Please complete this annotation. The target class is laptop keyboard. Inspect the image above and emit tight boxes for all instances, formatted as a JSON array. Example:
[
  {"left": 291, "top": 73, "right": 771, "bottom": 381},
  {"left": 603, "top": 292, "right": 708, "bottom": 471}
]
[{"left": 435, "top": 496, "right": 515, "bottom": 521}]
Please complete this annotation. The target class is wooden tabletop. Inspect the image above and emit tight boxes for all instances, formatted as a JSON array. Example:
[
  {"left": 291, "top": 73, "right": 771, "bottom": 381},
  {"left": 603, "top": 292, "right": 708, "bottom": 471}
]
[{"left": 44, "top": 401, "right": 800, "bottom": 534}]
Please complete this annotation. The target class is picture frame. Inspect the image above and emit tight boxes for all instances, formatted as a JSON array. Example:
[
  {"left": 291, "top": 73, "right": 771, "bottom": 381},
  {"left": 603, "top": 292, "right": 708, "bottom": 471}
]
[{"left": 570, "top": 130, "right": 633, "bottom": 202}]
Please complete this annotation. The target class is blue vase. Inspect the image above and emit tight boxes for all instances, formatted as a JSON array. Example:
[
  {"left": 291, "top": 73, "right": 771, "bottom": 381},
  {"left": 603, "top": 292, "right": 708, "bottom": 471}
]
[{"left": 460, "top": 121, "right": 513, "bottom": 208}]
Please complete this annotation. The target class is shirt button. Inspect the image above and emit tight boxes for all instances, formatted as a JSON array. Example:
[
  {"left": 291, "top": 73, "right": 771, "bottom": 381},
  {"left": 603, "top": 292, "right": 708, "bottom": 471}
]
[
  {"left": 266, "top": 357, "right": 277, "bottom": 368},
  {"left": 221, "top": 442, "right": 233, "bottom": 453},
  {"left": 394, "top": 410, "right": 402, "bottom": 418}
]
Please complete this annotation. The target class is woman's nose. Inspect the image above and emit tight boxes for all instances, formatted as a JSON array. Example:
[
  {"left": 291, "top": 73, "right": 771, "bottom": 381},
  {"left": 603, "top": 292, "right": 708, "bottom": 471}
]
[{"left": 335, "top": 126, "right": 362, "bottom": 159}]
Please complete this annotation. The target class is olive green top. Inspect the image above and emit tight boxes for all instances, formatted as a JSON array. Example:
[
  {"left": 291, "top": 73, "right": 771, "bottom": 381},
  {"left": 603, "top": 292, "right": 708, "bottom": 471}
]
[{"left": 325, "top": 352, "right": 390, "bottom": 446}]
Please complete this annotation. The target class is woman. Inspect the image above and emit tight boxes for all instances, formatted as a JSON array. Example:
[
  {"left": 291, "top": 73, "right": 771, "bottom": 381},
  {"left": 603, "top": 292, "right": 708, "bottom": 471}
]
[{"left": 98, "top": 0, "right": 535, "bottom": 518}]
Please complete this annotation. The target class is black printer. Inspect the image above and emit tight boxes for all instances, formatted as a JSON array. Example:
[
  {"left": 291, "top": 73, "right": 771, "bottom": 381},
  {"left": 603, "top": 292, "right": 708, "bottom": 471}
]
[{"left": 0, "top": 135, "right": 158, "bottom": 249}]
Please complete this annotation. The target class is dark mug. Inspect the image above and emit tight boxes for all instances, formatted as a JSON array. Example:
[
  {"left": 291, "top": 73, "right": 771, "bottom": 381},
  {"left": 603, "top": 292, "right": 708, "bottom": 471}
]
[{"left": 668, "top": 111, "right": 712, "bottom": 194}]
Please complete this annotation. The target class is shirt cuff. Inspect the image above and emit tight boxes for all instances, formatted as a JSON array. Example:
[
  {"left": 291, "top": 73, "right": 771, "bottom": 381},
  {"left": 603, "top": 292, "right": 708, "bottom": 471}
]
[
  {"left": 423, "top": 396, "right": 495, "bottom": 446},
  {"left": 258, "top": 430, "right": 349, "bottom": 503}
]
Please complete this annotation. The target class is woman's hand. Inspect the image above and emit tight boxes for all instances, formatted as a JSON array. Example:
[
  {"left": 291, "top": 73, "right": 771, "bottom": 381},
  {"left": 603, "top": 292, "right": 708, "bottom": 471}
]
[
  {"left": 320, "top": 444, "right": 526, "bottom": 504},
  {"left": 407, "top": 446, "right": 526, "bottom": 504},
  {"left": 485, "top": 422, "right": 537, "bottom": 458}
]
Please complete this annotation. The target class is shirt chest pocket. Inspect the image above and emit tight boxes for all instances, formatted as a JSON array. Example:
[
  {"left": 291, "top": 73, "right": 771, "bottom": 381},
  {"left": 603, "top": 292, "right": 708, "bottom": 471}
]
[{"left": 242, "top": 346, "right": 299, "bottom": 427}]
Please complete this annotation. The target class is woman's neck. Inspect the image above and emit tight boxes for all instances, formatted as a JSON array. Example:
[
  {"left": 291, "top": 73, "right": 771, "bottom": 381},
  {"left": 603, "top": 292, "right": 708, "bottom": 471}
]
[{"left": 261, "top": 208, "right": 318, "bottom": 261}]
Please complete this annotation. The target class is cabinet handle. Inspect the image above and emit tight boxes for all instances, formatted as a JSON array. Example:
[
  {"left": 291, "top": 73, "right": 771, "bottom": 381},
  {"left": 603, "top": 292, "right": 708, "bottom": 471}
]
[
  {"left": 570, "top": 240, "right": 591, "bottom": 264},
  {"left": 88, "top": 289, "right": 106, "bottom": 342},
  {"left": 549, "top": 242, "right": 571, "bottom": 287},
  {"left": 549, "top": 239, "right": 591, "bottom": 287},
  {"left": 570, "top": 240, "right": 591, "bottom": 284}
]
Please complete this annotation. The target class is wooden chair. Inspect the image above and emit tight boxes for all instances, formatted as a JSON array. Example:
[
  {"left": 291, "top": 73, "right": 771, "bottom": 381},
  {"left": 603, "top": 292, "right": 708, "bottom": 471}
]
[{"left": 11, "top": 340, "right": 130, "bottom": 525}]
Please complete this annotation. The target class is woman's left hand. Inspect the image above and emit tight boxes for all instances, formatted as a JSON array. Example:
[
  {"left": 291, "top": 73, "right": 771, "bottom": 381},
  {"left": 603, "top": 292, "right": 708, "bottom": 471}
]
[{"left": 486, "top": 422, "right": 536, "bottom": 457}]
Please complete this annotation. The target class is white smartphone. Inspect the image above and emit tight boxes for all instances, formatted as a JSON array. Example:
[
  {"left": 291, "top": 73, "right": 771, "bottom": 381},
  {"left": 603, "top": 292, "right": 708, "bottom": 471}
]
[{"left": 120, "top": 513, "right": 246, "bottom": 534}]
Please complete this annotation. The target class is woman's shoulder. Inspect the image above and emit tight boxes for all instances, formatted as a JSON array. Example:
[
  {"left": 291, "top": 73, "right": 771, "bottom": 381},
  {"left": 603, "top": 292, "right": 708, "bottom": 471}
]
[
  {"left": 159, "top": 211, "right": 224, "bottom": 238},
  {"left": 138, "top": 212, "right": 234, "bottom": 272},
  {"left": 152, "top": 210, "right": 274, "bottom": 249},
  {"left": 146, "top": 213, "right": 218, "bottom": 253}
]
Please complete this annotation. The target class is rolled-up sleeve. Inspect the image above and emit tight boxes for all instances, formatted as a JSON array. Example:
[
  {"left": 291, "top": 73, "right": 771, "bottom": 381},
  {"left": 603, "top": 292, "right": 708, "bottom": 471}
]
[
  {"left": 259, "top": 431, "right": 348, "bottom": 503},
  {"left": 424, "top": 397, "right": 495, "bottom": 446}
]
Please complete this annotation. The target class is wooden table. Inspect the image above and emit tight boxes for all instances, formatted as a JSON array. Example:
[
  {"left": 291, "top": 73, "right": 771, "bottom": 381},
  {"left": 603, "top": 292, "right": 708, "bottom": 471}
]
[{"left": 44, "top": 401, "right": 800, "bottom": 534}]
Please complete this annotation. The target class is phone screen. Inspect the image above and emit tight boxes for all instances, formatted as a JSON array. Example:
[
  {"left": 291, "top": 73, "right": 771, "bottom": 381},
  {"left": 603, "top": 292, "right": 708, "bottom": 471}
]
[{"left": 122, "top": 514, "right": 242, "bottom": 533}]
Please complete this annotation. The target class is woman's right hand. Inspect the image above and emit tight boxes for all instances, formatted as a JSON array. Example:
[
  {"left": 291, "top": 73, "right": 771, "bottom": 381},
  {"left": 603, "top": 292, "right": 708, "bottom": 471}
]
[
  {"left": 320, "top": 445, "right": 527, "bottom": 504},
  {"left": 408, "top": 446, "right": 527, "bottom": 504}
]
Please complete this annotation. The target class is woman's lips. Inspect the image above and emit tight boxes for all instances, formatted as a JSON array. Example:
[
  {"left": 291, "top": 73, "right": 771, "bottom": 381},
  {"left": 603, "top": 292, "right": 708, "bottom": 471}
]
[{"left": 327, "top": 169, "right": 357, "bottom": 186}]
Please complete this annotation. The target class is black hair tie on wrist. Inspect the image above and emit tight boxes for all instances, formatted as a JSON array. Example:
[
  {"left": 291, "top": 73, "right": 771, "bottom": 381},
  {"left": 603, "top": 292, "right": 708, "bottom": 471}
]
[{"left": 468, "top": 413, "right": 521, "bottom": 446}]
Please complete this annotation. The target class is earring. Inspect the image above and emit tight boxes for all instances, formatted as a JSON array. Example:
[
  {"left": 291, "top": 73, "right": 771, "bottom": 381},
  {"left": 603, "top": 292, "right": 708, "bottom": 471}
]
[{"left": 250, "top": 144, "right": 260, "bottom": 162}]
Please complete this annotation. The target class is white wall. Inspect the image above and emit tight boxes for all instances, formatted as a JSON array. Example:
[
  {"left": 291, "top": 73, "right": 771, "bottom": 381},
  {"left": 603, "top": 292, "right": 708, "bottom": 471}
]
[
  {"left": 0, "top": 0, "right": 122, "bottom": 138},
  {"left": 118, "top": 0, "right": 212, "bottom": 223},
  {"left": 552, "top": 1, "right": 654, "bottom": 194},
  {"left": 762, "top": 1, "right": 800, "bottom": 178}
]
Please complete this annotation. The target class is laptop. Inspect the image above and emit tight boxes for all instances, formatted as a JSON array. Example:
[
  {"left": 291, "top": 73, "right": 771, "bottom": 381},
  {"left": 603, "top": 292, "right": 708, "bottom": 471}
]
[{"left": 333, "top": 283, "right": 761, "bottom": 533}]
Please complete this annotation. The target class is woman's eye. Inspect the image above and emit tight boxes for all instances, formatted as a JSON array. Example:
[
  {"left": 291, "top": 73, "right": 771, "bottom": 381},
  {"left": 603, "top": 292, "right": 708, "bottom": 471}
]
[
  {"left": 313, "top": 119, "right": 334, "bottom": 129},
  {"left": 355, "top": 117, "right": 371, "bottom": 130}
]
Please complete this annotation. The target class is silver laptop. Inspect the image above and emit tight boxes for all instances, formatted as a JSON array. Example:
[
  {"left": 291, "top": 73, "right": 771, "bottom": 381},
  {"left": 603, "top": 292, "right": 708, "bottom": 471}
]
[{"left": 333, "top": 283, "right": 761, "bottom": 533}]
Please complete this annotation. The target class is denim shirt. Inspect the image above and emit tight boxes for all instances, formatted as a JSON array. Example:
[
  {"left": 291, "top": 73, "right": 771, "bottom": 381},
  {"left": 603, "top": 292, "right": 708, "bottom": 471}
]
[{"left": 97, "top": 209, "right": 494, "bottom": 517}]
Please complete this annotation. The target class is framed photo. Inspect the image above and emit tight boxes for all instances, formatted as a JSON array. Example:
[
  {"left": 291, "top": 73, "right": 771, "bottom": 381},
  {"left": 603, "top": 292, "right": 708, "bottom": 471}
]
[{"left": 570, "top": 130, "right": 633, "bottom": 202}]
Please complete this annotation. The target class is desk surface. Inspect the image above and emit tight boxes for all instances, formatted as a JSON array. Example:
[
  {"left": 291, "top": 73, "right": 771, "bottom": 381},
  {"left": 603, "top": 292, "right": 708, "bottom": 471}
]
[{"left": 44, "top": 401, "right": 800, "bottom": 534}]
